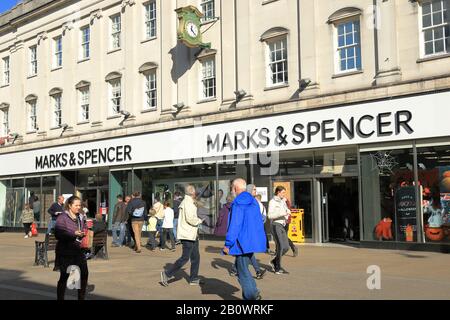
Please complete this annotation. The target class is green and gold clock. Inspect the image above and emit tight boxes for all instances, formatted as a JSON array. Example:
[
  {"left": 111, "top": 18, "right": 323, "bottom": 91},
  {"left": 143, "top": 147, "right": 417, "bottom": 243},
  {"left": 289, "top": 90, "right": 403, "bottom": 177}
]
[{"left": 175, "top": 6, "right": 211, "bottom": 49}]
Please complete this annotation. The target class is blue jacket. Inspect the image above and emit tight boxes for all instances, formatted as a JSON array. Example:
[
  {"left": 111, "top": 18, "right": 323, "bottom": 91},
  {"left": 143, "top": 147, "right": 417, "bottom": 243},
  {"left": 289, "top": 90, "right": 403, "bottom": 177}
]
[{"left": 225, "top": 192, "right": 267, "bottom": 256}]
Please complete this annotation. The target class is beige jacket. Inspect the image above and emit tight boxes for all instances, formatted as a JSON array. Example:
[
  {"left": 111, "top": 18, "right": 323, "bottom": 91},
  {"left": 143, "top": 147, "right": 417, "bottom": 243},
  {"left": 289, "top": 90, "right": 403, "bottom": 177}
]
[
  {"left": 268, "top": 196, "right": 290, "bottom": 226},
  {"left": 21, "top": 209, "right": 34, "bottom": 224},
  {"left": 177, "top": 195, "right": 203, "bottom": 241},
  {"left": 153, "top": 201, "right": 165, "bottom": 220}
]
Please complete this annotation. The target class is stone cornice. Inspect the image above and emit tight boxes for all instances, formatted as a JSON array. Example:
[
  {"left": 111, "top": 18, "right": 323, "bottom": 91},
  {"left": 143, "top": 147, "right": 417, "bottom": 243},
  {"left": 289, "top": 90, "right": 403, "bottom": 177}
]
[
  {"left": 121, "top": 0, "right": 136, "bottom": 9},
  {"left": 2, "top": 75, "right": 450, "bottom": 155},
  {"left": 89, "top": 9, "right": 103, "bottom": 24},
  {"left": 36, "top": 31, "right": 47, "bottom": 44}
]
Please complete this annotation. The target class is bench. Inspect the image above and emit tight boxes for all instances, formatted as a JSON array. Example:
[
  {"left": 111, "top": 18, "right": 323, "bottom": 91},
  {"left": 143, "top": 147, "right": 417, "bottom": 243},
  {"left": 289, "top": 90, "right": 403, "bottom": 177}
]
[
  {"left": 90, "top": 230, "right": 109, "bottom": 260},
  {"left": 34, "top": 233, "right": 57, "bottom": 268},
  {"left": 34, "top": 230, "right": 109, "bottom": 268}
]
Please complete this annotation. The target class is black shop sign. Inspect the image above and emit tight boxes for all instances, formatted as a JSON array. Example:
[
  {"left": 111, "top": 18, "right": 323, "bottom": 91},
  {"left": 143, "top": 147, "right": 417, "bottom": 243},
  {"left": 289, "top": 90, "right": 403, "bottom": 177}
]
[{"left": 395, "top": 186, "right": 417, "bottom": 242}]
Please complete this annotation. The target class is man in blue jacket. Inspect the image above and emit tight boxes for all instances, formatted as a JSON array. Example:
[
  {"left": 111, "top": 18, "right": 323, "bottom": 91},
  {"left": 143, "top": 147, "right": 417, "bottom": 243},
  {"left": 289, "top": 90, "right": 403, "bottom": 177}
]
[{"left": 222, "top": 178, "right": 267, "bottom": 300}]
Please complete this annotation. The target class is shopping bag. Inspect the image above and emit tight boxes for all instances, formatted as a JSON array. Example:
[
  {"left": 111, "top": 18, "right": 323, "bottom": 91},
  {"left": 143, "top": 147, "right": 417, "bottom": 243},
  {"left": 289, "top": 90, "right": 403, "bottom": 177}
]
[
  {"left": 80, "top": 228, "right": 91, "bottom": 249},
  {"left": 31, "top": 223, "right": 38, "bottom": 237}
]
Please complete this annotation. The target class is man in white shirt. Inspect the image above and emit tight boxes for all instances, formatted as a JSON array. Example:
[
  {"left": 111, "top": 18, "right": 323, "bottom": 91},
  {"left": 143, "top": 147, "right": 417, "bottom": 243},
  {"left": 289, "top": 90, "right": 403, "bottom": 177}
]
[{"left": 160, "top": 201, "right": 175, "bottom": 251}]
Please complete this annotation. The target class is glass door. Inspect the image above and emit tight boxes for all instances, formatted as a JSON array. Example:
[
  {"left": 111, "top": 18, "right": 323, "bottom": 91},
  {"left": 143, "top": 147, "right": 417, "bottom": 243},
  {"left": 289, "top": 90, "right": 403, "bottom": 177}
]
[
  {"left": 292, "top": 180, "right": 314, "bottom": 241},
  {"left": 320, "top": 180, "right": 330, "bottom": 243}
]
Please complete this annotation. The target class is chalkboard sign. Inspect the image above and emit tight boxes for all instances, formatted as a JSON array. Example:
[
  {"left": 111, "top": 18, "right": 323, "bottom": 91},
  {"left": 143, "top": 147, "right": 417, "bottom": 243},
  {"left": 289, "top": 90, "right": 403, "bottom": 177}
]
[{"left": 395, "top": 186, "right": 417, "bottom": 242}]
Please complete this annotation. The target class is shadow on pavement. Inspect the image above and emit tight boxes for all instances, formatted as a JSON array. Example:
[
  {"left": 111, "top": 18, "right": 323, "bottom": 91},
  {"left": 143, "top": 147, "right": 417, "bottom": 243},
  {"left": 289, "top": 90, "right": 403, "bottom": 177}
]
[
  {"left": 204, "top": 246, "right": 223, "bottom": 254},
  {"left": 161, "top": 262, "right": 240, "bottom": 300},
  {"left": 0, "top": 268, "right": 114, "bottom": 300},
  {"left": 397, "top": 252, "right": 428, "bottom": 259}
]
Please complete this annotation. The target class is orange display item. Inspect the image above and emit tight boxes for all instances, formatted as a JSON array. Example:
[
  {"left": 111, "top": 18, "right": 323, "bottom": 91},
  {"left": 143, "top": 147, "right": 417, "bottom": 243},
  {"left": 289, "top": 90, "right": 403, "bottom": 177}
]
[
  {"left": 405, "top": 224, "right": 413, "bottom": 242},
  {"left": 375, "top": 218, "right": 393, "bottom": 240}
]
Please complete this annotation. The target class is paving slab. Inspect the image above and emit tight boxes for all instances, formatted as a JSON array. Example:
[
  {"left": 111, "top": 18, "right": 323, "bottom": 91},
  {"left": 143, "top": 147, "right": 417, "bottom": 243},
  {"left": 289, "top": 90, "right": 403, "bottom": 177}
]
[{"left": 0, "top": 233, "right": 449, "bottom": 300}]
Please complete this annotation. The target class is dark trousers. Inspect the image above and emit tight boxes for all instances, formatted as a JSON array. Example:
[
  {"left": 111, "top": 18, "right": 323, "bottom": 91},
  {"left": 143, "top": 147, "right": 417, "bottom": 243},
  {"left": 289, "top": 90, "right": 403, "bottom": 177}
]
[
  {"left": 285, "top": 224, "right": 296, "bottom": 251},
  {"left": 57, "top": 259, "right": 89, "bottom": 300},
  {"left": 165, "top": 239, "right": 200, "bottom": 281},
  {"left": 161, "top": 228, "right": 175, "bottom": 249},
  {"left": 23, "top": 223, "right": 32, "bottom": 235},
  {"left": 147, "top": 231, "right": 157, "bottom": 249},
  {"left": 271, "top": 223, "right": 289, "bottom": 271},
  {"left": 126, "top": 219, "right": 135, "bottom": 245}
]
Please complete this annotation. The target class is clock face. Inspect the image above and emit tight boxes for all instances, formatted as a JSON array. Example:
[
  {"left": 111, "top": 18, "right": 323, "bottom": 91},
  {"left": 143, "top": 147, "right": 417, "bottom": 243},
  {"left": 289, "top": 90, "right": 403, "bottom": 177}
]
[{"left": 186, "top": 21, "right": 199, "bottom": 38}]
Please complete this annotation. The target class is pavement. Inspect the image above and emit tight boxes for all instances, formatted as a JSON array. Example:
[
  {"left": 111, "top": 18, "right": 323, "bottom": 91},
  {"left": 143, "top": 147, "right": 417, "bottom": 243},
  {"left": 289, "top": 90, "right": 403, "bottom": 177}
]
[{"left": 0, "top": 232, "right": 449, "bottom": 300}]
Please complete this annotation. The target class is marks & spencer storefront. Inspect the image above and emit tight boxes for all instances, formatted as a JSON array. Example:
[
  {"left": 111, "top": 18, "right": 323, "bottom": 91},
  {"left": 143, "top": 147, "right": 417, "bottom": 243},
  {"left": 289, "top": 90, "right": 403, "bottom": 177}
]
[{"left": 1, "top": 91, "right": 449, "bottom": 251}]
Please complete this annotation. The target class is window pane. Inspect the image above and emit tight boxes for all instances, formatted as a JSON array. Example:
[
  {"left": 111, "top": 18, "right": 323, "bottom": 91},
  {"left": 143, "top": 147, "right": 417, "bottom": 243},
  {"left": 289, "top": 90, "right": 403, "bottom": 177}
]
[
  {"left": 435, "top": 27, "right": 444, "bottom": 39},
  {"left": 425, "top": 41, "right": 434, "bottom": 54},
  {"left": 356, "top": 48, "right": 362, "bottom": 69},
  {"left": 347, "top": 47, "right": 355, "bottom": 58},
  {"left": 348, "top": 58, "right": 355, "bottom": 70},
  {"left": 338, "top": 35, "right": 345, "bottom": 47},
  {"left": 433, "top": 0, "right": 443, "bottom": 11},
  {"left": 346, "top": 33, "right": 353, "bottom": 45},
  {"left": 435, "top": 38, "right": 445, "bottom": 52},
  {"left": 423, "top": 2, "right": 431, "bottom": 15},
  {"left": 423, "top": 14, "right": 432, "bottom": 28},
  {"left": 433, "top": 11, "right": 443, "bottom": 25},
  {"left": 425, "top": 29, "right": 433, "bottom": 41}
]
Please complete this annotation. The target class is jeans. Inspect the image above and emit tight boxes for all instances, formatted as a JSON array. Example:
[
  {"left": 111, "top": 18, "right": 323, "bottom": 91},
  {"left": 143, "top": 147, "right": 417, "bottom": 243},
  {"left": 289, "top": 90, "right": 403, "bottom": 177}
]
[
  {"left": 156, "top": 219, "right": 163, "bottom": 233},
  {"left": 235, "top": 254, "right": 260, "bottom": 300},
  {"left": 161, "top": 228, "right": 175, "bottom": 249},
  {"left": 147, "top": 231, "right": 157, "bottom": 249},
  {"left": 285, "top": 223, "right": 296, "bottom": 251},
  {"left": 47, "top": 219, "right": 57, "bottom": 234},
  {"left": 165, "top": 239, "right": 200, "bottom": 281},
  {"left": 231, "top": 254, "right": 261, "bottom": 274},
  {"left": 112, "top": 222, "right": 126, "bottom": 246},
  {"left": 173, "top": 219, "right": 179, "bottom": 240},
  {"left": 271, "top": 223, "right": 290, "bottom": 271}
]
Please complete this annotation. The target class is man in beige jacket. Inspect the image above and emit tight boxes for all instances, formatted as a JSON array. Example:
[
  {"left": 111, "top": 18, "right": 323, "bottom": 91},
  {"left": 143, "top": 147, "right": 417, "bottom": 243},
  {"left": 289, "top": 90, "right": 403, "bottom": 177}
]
[{"left": 160, "top": 185, "right": 204, "bottom": 286}]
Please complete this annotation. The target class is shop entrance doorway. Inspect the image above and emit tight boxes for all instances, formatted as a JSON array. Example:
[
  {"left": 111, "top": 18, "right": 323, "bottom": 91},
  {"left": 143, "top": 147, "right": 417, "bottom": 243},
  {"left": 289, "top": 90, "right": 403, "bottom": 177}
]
[
  {"left": 320, "top": 177, "right": 359, "bottom": 243},
  {"left": 78, "top": 188, "right": 109, "bottom": 219},
  {"left": 292, "top": 180, "right": 313, "bottom": 240}
]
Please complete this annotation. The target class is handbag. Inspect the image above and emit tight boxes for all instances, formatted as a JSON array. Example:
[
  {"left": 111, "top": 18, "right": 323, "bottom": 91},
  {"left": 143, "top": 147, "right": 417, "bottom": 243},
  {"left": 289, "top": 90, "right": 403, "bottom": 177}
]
[
  {"left": 80, "top": 227, "right": 90, "bottom": 249},
  {"left": 31, "top": 223, "right": 38, "bottom": 237}
]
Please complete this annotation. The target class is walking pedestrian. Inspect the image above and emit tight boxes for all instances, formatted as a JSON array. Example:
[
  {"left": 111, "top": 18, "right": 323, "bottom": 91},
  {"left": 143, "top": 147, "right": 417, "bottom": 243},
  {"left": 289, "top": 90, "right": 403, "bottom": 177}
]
[
  {"left": 54, "top": 196, "right": 89, "bottom": 300},
  {"left": 160, "top": 185, "right": 204, "bottom": 287},
  {"left": 256, "top": 194, "right": 274, "bottom": 255},
  {"left": 284, "top": 198, "right": 299, "bottom": 257},
  {"left": 146, "top": 209, "right": 158, "bottom": 251},
  {"left": 32, "top": 196, "right": 41, "bottom": 226},
  {"left": 21, "top": 203, "right": 34, "bottom": 238},
  {"left": 268, "top": 186, "right": 291, "bottom": 274},
  {"left": 160, "top": 202, "right": 176, "bottom": 251},
  {"left": 47, "top": 196, "right": 65, "bottom": 234},
  {"left": 123, "top": 195, "right": 134, "bottom": 247},
  {"left": 222, "top": 178, "right": 266, "bottom": 300},
  {"left": 214, "top": 195, "right": 233, "bottom": 237},
  {"left": 126, "top": 192, "right": 147, "bottom": 253},
  {"left": 153, "top": 197, "right": 165, "bottom": 244},
  {"left": 111, "top": 195, "right": 128, "bottom": 247},
  {"left": 173, "top": 192, "right": 182, "bottom": 245},
  {"left": 228, "top": 185, "right": 266, "bottom": 280}
]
